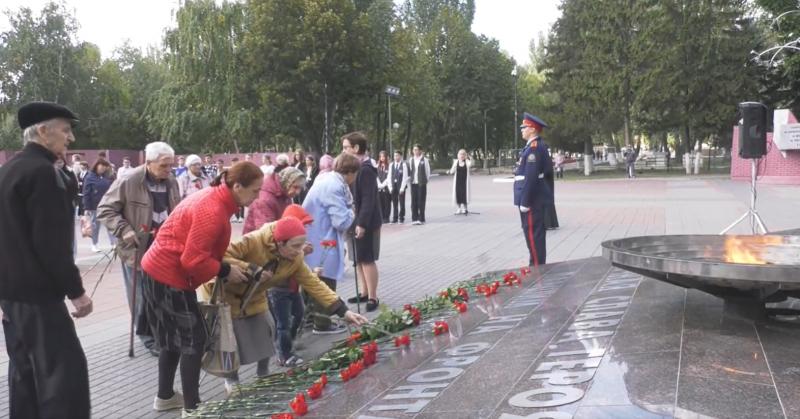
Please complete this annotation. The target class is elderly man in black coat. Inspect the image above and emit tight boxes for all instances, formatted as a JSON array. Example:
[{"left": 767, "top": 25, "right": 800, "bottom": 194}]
[{"left": 0, "top": 102, "right": 92, "bottom": 418}]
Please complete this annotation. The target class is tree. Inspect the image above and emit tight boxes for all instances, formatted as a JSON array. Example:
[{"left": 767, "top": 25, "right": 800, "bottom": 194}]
[
  {"left": 754, "top": 0, "right": 800, "bottom": 116},
  {"left": 146, "top": 0, "right": 251, "bottom": 153},
  {"left": 245, "top": 0, "right": 394, "bottom": 153}
]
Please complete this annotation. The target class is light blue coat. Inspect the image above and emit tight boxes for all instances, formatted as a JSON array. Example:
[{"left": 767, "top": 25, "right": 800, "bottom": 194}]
[{"left": 303, "top": 172, "right": 355, "bottom": 281}]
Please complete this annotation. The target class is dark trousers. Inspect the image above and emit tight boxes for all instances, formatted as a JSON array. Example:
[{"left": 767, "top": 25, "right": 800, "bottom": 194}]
[
  {"left": 268, "top": 289, "right": 304, "bottom": 360},
  {"left": 308, "top": 277, "right": 337, "bottom": 330},
  {"left": 390, "top": 187, "right": 406, "bottom": 222},
  {"left": 1, "top": 300, "right": 90, "bottom": 419},
  {"left": 410, "top": 184, "right": 427, "bottom": 222},
  {"left": 520, "top": 206, "right": 546, "bottom": 266},
  {"left": 379, "top": 189, "right": 391, "bottom": 223}
]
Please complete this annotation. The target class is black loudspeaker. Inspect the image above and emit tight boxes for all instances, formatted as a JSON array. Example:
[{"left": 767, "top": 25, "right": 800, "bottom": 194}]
[{"left": 738, "top": 102, "right": 767, "bottom": 159}]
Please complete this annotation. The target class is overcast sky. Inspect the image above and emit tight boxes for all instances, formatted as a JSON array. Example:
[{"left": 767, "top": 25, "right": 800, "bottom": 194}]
[{"left": 0, "top": 0, "right": 561, "bottom": 66}]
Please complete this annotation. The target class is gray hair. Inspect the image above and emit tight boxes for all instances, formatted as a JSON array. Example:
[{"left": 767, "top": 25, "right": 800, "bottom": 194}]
[
  {"left": 145, "top": 141, "right": 175, "bottom": 162},
  {"left": 22, "top": 121, "right": 50, "bottom": 144},
  {"left": 275, "top": 153, "right": 290, "bottom": 165}
]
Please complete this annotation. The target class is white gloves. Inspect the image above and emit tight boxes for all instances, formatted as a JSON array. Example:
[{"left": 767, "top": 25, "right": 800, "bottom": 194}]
[{"left": 519, "top": 206, "right": 530, "bottom": 213}]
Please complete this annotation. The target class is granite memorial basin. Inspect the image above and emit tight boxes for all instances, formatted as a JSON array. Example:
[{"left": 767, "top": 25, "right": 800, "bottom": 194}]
[{"left": 602, "top": 234, "right": 800, "bottom": 320}]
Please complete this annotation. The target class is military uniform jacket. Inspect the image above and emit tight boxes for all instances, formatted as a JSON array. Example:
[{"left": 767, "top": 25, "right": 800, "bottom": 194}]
[
  {"left": 0, "top": 142, "right": 84, "bottom": 303},
  {"left": 513, "top": 137, "right": 554, "bottom": 208}
]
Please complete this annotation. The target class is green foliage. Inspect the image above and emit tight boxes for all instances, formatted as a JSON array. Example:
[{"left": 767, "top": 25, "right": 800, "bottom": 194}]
[
  {"left": 1, "top": 0, "right": 779, "bottom": 159},
  {"left": 540, "top": 0, "right": 762, "bottom": 158}
]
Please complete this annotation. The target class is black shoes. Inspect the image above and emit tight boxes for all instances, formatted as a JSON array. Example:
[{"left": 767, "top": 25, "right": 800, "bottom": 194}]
[
  {"left": 347, "top": 294, "right": 368, "bottom": 304},
  {"left": 366, "top": 299, "right": 379, "bottom": 312}
]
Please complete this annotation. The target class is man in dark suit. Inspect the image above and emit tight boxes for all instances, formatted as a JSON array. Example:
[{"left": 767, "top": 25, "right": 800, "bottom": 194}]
[
  {"left": 342, "top": 132, "right": 383, "bottom": 312},
  {"left": 0, "top": 102, "right": 92, "bottom": 418},
  {"left": 513, "top": 112, "right": 554, "bottom": 267}
]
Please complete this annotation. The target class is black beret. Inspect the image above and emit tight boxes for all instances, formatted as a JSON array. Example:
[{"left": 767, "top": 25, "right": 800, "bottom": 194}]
[{"left": 17, "top": 101, "right": 79, "bottom": 130}]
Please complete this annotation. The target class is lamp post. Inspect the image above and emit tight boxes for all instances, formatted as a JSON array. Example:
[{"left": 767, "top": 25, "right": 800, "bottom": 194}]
[
  {"left": 483, "top": 109, "right": 488, "bottom": 169},
  {"left": 511, "top": 67, "right": 519, "bottom": 145},
  {"left": 384, "top": 85, "right": 400, "bottom": 155}
]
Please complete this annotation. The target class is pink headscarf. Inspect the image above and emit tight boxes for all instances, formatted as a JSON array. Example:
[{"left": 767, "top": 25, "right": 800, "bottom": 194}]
[{"left": 319, "top": 154, "right": 334, "bottom": 173}]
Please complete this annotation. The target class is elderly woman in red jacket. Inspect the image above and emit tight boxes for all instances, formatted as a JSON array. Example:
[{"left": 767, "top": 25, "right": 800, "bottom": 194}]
[{"left": 141, "top": 161, "right": 263, "bottom": 415}]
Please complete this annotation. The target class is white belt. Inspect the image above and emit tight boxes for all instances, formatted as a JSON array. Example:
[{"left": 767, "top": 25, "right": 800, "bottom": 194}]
[{"left": 514, "top": 174, "right": 545, "bottom": 181}]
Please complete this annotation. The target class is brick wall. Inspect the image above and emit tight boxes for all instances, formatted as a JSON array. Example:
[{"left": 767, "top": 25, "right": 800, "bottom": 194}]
[{"left": 731, "top": 112, "right": 800, "bottom": 184}]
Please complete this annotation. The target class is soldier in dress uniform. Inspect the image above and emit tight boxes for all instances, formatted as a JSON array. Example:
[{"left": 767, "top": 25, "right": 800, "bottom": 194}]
[{"left": 513, "top": 112, "right": 553, "bottom": 266}]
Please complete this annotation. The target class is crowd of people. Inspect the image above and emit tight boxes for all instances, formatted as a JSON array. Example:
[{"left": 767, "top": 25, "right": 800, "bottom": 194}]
[{"left": 0, "top": 101, "right": 559, "bottom": 418}]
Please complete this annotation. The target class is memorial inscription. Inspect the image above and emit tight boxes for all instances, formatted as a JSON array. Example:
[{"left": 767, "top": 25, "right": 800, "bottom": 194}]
[{"left": 498, "top": 270, "right": 640, "bottom": 419}]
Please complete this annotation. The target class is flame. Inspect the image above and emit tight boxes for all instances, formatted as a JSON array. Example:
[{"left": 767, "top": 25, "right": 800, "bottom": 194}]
[{"left": 723, "top": 236, "right": 783, "bottom": 265}]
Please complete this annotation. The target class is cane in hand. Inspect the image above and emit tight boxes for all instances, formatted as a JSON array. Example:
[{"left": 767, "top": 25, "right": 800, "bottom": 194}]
[
  {"left": 128, "top": 250, "right": 142, "bottom": 358},
  {"left": 127, "top": 225, "right": 152, "bottom": 358},
  {"left": 350, "top": 233, "right": 361, "bottom": 314}
]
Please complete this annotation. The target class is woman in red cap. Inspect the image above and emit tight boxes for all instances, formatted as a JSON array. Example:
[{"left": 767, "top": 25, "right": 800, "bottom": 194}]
[
  {"left": 140, "top": 161, "right": 264, "bottom": 415},
  {"left": 202, "top": 215, "right": 367, "bottom": 391}
]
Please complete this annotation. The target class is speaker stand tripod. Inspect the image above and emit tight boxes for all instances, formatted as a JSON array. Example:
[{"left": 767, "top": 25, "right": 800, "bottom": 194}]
[{"left": 720, "top": 159, "right": 768, "bottom": 235}]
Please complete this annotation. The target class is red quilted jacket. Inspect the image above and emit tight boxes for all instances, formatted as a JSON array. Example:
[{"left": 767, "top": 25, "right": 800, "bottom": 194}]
[{"left": 142, "top": 185, "right": 238, "bottom": 290}]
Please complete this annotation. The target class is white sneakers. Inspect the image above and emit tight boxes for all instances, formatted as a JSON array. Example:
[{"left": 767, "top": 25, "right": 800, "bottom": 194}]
[
  {"left": 153, "top": 391, "right": 184, "bottom": 411},
  {"left": 91, "top": 244, "right": 100, "bottom": 253}
]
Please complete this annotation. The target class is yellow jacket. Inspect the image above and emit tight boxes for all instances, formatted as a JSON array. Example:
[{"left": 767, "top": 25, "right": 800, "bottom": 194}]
[{"left": 199, "top": 222, "right": 345, "bottom": 319}]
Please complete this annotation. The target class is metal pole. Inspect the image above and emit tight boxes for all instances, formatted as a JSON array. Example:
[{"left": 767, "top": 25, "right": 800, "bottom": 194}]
[
  {"left": 324, "top": 82, "right": 329, "bottom": 154},
  {"left": 514, "top": 76, "right": 519, "bottom": 145},
  {"left": 387, "top": 95, "right": 393, "bottom": 156},
  {"left": 483, "top": 110, "right": 488, "bottom": 169}
]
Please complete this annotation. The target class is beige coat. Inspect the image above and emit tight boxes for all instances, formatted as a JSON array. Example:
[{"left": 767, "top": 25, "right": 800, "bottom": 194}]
[
  {"left": 199, "top": 222, "right": 344, "bottom": 319},
  {"left": 97, "top": 165, "right": 180, "bottom": 267}
]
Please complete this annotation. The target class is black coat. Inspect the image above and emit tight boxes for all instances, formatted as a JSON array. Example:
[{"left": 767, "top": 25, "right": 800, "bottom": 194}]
[
  {"left": 0, "top": 143, "right": 84, "bottom": 303},
  {"left": 353, "top": 159, "right": 383, "bottom": 230}
]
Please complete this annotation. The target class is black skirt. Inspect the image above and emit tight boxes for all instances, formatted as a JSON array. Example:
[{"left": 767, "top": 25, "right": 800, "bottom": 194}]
[
  {"left": 142, "top": 273, "right": 207, "bottom": 355},
  {"left": 455, "top": 163, "right": 467, "bottom": 205}
]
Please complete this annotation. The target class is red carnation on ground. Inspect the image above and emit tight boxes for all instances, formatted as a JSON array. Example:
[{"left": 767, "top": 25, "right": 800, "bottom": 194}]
[
  {"left": 433, "top": 320, "right": 449, "bottom": 336},
  {"left": 394, "top": 334, "right": 411, "bottom": 347},
  {"left": 457, "top": 287, "right": 469, "bottom": 302},
  {"left": 289, "top": 393, "right": 308, "bottom": 415},
  {"left": 307, "top": 382, "right": 323, "bottom": 400}
]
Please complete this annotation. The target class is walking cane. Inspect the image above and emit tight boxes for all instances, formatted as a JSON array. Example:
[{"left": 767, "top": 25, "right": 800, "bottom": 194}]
[
  {"left": 128, "top": 250, "right": 142, "bottom": 358},
  {"left": 350, "top": 233, "right": 361, "bottom": 314}
]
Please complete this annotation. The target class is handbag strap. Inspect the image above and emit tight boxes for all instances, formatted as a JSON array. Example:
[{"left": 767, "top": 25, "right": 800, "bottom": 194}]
[{"left": 209, "top": 279, "right": 225, "bottom": 305}]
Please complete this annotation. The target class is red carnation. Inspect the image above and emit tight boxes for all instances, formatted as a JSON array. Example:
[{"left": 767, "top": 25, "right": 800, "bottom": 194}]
[
  {"left": 395, "top": 334, "right": 411, "bottom": 347},
  {"left": 307, "top": 382, "right": 323, "bottom": 400},
  {"left": 289, "top": 393, "right": 308, "bottom": 415}
]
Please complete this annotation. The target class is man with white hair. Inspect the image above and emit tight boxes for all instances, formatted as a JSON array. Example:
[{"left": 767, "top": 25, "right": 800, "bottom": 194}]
[
  {"left": 177, "top": 154, "right": 210, "bottom": 198},
  {"left": 0, "top": 102, "right": 92, "bottom": 417},
  {"left": 274, "top": 153, "right": 290, "bottom": 173},
  {"left": 98, "top": 141, "right": 181, "bottom": 358}
]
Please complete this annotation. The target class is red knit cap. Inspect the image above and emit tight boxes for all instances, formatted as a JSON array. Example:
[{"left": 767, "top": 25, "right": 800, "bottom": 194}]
[
  {"left": 282, "top": 204, "right": 314, "bottom": 225},
  {"left": 274, "top": 217, "right": 307, "bottom": 241}
]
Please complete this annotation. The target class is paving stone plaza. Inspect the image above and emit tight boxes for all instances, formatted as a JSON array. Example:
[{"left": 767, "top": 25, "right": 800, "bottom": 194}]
[{"left": 3, "top": 173, "right": 800, "bottom": 418}]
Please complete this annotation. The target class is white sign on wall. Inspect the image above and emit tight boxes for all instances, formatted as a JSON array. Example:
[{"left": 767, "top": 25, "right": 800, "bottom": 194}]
[{"left": 773, "top": 109, "right": 800, "bottom": 151}]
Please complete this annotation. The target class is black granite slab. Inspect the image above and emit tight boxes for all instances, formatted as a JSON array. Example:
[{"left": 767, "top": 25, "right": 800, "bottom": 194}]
[{"left": 295, "top": 257, "right": 800, "bottom": 419}]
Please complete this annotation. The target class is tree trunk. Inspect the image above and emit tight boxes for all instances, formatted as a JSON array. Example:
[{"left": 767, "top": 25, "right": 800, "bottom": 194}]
[
  {"left": 403, "top": 113, "right": 412, "bottom": 158},
  {"left": 583, "top": 138, "right": 594, "bottom": 176},
  {"left": 694, "top": 140, "right": 702, "bottom": 175}
]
